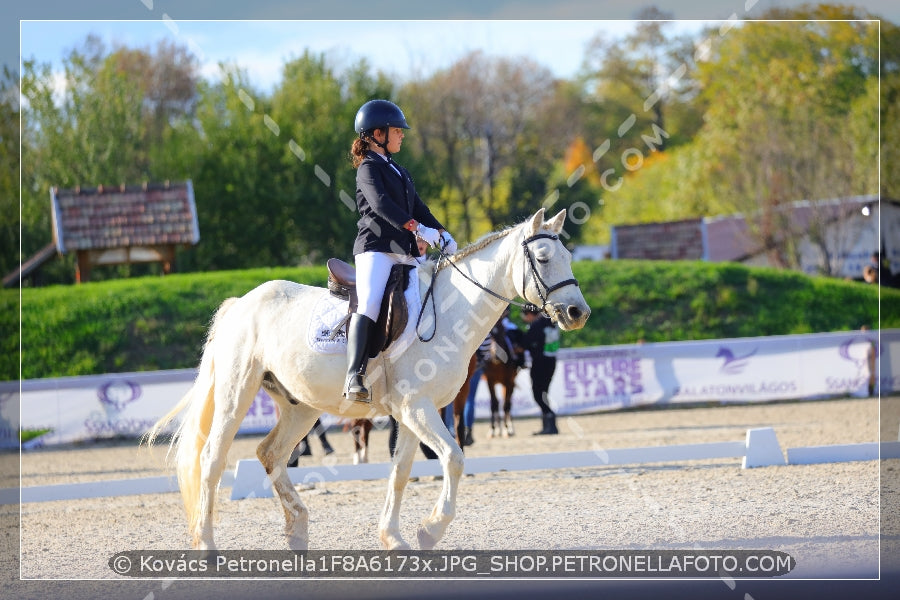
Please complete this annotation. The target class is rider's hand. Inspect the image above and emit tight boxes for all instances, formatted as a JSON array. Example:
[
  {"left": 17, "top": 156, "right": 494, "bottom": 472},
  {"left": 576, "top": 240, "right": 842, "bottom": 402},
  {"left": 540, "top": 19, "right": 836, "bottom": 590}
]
[
  {"left": 440, "top": 231, "right": 458, "bottom": 254},
  {"left": 416, "top": 224, "right": 441, "bottom": 248}
]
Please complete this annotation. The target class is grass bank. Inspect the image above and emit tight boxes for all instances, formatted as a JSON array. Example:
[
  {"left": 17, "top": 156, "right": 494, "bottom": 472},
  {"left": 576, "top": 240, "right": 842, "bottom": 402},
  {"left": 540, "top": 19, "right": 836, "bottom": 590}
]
[{"left": 3, "top": 260, "right": 895, "bottom": 381}]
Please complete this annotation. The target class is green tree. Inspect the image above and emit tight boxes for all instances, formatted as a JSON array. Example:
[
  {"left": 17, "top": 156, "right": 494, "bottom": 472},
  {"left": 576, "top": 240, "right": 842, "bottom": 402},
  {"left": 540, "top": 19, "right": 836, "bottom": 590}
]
[
  {"left": 270, "top": 52, "right": 393, "bottom": 264},
  {"left": 588, "top": 11, "right": 882, "bottom": 274},
  {"left": 694, "top": 16, "right": 878, "bottom": 270},
  {"left": 880, "top": 19, "right": 900, "bottom": 198},
  {"left": 0, "top": 67, "right": 18, "bottom": 279},
  {"left": 186, "top": 69, "right": 284, "bottom": 270},
  {"left": 579, "top": 8, "right": 704, "bottom": 180},
  {"left": 401, "top": 51, "right": 561, "bottom": 242},
  {"left": 20, "top": 35, "right": 202, "bottom": 283}
]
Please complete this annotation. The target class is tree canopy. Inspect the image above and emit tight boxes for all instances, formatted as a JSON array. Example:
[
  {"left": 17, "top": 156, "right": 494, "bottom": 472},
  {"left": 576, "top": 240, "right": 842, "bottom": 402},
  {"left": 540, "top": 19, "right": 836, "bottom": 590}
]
[{"left": 12, "top": 6, "right": 894, "bottom": 284}]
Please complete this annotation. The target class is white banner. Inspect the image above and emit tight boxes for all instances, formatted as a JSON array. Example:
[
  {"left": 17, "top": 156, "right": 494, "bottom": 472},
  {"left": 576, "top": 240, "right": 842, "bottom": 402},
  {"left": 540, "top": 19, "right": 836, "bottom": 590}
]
[
  {"left": 4, "top": 329, "right": 896, "bottom": 448},
  {"left": 455, "top": 329, "right": 893, "bottom": 418}
]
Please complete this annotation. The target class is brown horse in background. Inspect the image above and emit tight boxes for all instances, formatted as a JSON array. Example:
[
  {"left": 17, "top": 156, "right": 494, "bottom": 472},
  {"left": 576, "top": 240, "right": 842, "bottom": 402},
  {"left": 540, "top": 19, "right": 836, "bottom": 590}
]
[
  {"left": 350, "top": 346, "right": 518, "bottom": 455},
  {"left": 446, "top": 354, "right": 478, "bottom": 448},
  {"left": 349, "top": 354, "right": 477, "bottom": 461},
  {"left": 484, "top": 339, "right": 521, "bottom": 438},
  {"left": 347, "top": 418, "right": 374, "bottom": 464}
]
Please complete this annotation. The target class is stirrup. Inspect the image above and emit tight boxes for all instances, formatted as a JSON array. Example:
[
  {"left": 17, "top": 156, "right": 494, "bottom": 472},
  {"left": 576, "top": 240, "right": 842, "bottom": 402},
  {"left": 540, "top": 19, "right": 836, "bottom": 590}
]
[{"left": 343, "top": 374, "right": 371, "bottom": 403}]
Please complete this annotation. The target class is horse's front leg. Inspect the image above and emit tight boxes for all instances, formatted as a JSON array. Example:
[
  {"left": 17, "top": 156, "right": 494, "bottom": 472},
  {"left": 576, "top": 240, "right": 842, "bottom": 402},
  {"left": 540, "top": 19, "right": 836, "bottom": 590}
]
[
  {"left": 379, "top": 421, "right": 418, "bottom": 549},
  {"left": 398, "top": 398, "right": 465, "bottom": 550}
]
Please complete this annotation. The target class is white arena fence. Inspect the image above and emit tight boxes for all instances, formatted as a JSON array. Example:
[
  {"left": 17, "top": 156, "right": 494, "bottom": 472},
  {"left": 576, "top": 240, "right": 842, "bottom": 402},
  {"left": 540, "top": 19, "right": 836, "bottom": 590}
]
[
  {"left": 1, "top": 329, "right": 896, "bottom": 449},
  {"left": 4, "top": 427, "right": 900, "bottom": 505}
]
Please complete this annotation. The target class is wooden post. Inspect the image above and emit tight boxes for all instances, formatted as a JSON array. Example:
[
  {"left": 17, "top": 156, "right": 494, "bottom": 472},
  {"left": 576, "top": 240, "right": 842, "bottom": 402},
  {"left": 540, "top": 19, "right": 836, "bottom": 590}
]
[
  {"left": 162, "top": 245, "right": 175, "bottom": 275},
  {"left": 75, "top": 251, "right": 91, "bottom": 283}
]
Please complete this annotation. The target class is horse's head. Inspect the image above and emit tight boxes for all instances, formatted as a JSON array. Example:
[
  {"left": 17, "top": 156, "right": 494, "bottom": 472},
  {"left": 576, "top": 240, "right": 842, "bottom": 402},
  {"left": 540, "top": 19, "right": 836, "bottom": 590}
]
[{"left": 512, "top": 208, "right": 591, "bottom": 331}]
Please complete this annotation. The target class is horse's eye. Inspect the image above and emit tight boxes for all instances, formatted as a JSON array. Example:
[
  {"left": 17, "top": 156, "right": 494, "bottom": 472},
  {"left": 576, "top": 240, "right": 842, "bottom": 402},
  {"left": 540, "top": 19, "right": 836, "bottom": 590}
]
[{"left": 536, "top": 256, "right": 550, "bottom": 264}]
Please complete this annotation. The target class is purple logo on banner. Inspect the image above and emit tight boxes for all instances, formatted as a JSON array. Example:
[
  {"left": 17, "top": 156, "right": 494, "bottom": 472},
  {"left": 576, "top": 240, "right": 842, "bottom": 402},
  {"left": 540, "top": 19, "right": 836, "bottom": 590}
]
[
  {"left": 838, "top": 337, "right": 878, "bottom": 373},
  {"left": 715, "top": 347, "right": 757, "bottom": 375},
  {"left": 97, "top": 380, "right": 142, "bottom": 411}
]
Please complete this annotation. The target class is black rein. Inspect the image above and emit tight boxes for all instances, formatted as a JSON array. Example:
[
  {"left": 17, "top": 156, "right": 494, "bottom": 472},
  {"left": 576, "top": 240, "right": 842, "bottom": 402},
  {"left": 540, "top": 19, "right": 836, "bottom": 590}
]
[{"left": 415, "top": 232, "right": 579, "bottom": 342}]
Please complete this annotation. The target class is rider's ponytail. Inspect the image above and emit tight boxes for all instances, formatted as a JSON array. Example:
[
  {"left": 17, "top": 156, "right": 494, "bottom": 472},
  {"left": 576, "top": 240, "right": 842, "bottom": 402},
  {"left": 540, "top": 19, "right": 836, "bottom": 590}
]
[{"left": 350, "top": 129, "right": 383, "bottom": 168}]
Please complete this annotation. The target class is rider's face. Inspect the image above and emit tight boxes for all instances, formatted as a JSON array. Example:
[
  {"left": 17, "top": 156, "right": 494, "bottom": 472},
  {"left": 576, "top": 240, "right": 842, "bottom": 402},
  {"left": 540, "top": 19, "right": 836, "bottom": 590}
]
[
  {"left": 385, "top": 127, "right": 404, "bottom": 154},
  {"left": 374, "top": 127, "right": 404, "bottom": 154}
]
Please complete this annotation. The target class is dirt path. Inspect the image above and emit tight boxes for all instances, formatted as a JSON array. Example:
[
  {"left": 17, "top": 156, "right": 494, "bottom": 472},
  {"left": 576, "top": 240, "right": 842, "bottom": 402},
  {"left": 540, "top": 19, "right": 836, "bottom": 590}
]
[{"left": 6, "top": 396, "right": 899, "bottom": 599}]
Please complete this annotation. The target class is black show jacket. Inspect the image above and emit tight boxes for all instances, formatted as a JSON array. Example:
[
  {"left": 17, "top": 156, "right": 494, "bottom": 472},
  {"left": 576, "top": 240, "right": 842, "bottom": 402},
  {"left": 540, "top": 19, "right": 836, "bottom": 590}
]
[{"left": 353, "top": 151, "right": 444, "bottom": 257}]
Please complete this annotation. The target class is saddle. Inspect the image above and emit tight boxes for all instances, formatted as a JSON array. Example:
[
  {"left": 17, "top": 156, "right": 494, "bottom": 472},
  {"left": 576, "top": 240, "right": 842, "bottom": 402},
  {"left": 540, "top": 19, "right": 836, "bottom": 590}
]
[{"left": 326, "top": 258, "right": 414, "bottom": 358}]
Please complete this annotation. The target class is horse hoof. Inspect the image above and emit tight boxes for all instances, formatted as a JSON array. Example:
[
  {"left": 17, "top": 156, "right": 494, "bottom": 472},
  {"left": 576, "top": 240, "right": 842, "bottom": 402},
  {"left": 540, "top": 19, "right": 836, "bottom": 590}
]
[
  {"left": 287, "top": 534, "right": 309, "bottom": 551},
  {"left": 417, "top": 528, "right": 439, "bottom": 550},
  {"left": 380, "top": 534, "right": 411, "bottom": 550},
  {"left": 195, "top": 542, "right": 217, "bottom": 557}
]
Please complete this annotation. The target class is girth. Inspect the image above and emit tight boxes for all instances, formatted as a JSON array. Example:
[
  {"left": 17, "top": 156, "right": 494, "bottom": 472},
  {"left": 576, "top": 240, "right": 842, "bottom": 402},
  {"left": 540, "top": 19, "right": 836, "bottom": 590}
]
[{"left": 326, "top": 258, "right": 414, "bottom": 358}]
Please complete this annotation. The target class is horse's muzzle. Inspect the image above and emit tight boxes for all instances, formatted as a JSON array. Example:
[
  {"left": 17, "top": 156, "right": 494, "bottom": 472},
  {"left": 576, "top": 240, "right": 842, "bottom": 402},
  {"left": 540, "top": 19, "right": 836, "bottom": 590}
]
[{"left": 552, "top": 302, "right": 591, "bottom": 331}]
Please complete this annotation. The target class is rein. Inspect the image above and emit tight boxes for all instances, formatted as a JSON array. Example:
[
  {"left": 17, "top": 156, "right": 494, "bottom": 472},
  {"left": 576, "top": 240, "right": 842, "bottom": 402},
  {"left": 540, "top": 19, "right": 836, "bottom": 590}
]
[{"left": 415, "top": 231, "right": 579, "bottom": 342}]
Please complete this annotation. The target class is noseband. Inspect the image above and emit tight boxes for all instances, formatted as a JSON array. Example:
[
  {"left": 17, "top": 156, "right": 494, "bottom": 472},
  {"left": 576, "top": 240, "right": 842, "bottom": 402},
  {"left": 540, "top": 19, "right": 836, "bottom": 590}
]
[
  {"left": 520, "top": 232, "right": 580, "bottom": 315},
  {"left": 416, "top": 231, "right": 579, "bottom": 342}
]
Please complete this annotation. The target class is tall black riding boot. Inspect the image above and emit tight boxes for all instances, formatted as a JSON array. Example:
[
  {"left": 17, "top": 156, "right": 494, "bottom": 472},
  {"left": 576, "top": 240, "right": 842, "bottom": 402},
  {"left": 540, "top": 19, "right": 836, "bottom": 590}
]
[
  {"left": 309, "top": 418, "right": 334, "bottom": 454},
  {"left": 344, "top": 313, "right": 376, "bottom": 402},
  {"left": 544, "top": 413, "right": 559, "bottom": 435},
  {"left": 319, "top": 432, "right": 335, "bottom": 455},
  {"left": 533, "top": 414, "right": 550, "bottom": 435},
  {"left": 533, "top": 413, "right": 559, "bottom": 435}
]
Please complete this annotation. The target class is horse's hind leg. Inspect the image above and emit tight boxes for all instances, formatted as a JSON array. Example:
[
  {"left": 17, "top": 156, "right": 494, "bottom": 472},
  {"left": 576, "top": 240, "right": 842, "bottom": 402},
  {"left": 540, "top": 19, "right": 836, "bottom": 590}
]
[
  {"left": 195, "top": 376, "right": 260, "bottom": 550},
  {"left": 503, "top": 379, "right": 515, "bottom": 437},
  {"left": 488, "top": 383, "right": 501, "bottom": 438},
  {"left": 256, "top": 401, "right": 321, "bottom": 550}
]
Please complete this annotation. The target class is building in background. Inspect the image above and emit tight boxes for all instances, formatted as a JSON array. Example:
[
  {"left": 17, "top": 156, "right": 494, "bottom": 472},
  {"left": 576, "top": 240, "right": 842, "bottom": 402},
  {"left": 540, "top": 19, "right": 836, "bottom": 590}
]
[{"left": 609, "top": 195, "right": 897, "bottom": 283}]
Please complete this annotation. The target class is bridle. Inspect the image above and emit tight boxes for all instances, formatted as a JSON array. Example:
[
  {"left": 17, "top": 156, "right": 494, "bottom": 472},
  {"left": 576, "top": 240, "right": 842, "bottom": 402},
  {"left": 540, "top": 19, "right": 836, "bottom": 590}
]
[{"left": 416, "top": 231, "right": 579, "bottom": 342}]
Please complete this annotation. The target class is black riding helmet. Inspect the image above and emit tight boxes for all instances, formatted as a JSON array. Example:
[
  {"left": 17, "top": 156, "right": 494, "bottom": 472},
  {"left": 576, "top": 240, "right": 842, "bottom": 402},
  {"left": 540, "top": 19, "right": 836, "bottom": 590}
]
[{"left": 354, "top": 99, "right": 410, "bottom": 157}]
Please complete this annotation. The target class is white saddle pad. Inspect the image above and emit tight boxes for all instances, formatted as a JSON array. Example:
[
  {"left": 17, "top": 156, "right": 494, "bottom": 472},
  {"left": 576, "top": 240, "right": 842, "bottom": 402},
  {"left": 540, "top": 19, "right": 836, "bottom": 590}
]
[{"left": 307, "top": 268, "right": 422, "bottom": 357}]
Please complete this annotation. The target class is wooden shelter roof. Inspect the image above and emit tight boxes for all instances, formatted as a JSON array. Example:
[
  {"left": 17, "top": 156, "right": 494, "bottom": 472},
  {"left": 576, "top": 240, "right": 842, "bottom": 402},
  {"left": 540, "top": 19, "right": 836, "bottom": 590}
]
[{"left": 51, "top": 181, "right": 199, "bottom": 254}]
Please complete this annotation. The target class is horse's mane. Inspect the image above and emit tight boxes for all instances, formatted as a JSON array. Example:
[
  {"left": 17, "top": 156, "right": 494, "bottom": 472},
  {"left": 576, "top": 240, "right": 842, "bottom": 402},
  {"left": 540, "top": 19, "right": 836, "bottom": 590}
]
[{"left": 433, "top": 225, "right": 518, "bottom": 274}]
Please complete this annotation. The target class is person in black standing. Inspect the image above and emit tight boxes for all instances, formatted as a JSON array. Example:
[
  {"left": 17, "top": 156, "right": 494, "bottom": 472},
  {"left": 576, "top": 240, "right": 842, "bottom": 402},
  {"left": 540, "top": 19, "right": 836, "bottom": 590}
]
[
  {"left": 345, "top": 99, "right": 457, "bottom": 402},
  {"left": 287, "top": 418, "right": 334, "bottom": 467},
  {"left": 521, "top": 305, "right": 560, "bottom": 435}
]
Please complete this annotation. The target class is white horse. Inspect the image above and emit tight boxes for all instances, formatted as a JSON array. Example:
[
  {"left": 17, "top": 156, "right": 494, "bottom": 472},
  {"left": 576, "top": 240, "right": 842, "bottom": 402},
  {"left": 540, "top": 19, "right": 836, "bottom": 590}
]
[{"left": 145, "top": 208, "right": 590, "bottom": 551}]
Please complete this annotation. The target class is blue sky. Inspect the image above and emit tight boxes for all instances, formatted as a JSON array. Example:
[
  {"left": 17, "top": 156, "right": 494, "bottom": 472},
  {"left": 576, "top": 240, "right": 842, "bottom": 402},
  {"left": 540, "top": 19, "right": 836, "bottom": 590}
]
[
  {"left": 20, "top": 20, "right": 713, "bottom": 93},
  {"left": 6, "top": 1, "right": 898, "bottom": 82}
]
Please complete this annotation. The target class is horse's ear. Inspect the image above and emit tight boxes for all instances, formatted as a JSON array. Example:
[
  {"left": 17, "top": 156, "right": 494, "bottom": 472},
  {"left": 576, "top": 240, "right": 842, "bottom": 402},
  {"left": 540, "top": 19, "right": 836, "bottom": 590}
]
[
  {"left": 527, "top": 208, "right": 546, "bottom": 235},
  {"left": 543, "top": 209, "right": 567, "bottom": 233}
]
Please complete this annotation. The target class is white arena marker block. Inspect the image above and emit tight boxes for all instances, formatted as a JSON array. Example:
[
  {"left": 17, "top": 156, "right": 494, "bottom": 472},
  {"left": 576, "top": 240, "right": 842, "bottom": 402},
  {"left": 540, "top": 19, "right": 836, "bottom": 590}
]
[
  {"left": 787, "top": 442, "right": 879, "bottom": 465},
  {"left": 230, "top": 459, "right": 271, "bottom": 500},
  {"left": 742, "top": 427, "right": 786, "bottom": 468}
]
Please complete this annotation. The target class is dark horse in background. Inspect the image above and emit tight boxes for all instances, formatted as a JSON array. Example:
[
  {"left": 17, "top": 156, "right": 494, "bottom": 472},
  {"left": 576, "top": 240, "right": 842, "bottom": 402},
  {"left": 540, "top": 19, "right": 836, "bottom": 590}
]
[
  {"left": 349, "top": 355, "right": 478, "bottom": 462},
  {"left": 483, "top": 326, "right": 523, "bottom": 438}
]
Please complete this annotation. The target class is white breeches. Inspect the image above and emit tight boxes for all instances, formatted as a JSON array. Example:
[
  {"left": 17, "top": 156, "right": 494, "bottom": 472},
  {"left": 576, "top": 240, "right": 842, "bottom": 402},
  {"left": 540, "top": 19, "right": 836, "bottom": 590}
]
[{"left": 354, "top": 251, "right": 418, "bottom": 321}]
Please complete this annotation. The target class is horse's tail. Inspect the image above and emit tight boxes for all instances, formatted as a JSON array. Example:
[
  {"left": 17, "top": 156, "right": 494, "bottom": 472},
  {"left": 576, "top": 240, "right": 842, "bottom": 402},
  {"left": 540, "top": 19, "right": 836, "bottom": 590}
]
[{"left": 144, "top": 297, "right": 238, "bottom": 542}]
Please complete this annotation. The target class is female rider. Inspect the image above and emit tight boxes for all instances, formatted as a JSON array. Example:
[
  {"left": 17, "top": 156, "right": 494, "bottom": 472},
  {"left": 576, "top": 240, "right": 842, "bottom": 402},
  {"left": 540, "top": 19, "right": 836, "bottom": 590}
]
[{"left": 345, "top": 99, "right": 457, "bottom": 402}]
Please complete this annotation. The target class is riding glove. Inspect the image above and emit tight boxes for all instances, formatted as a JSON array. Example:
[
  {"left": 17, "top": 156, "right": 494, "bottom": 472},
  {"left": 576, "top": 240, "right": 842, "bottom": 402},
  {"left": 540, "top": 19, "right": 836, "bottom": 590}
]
[
  {"left": 416, "top": 224, "right": 441, "bottom": 248},
  {"left": 440, "top": 231, "right": 458, "bottom": 254}
]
